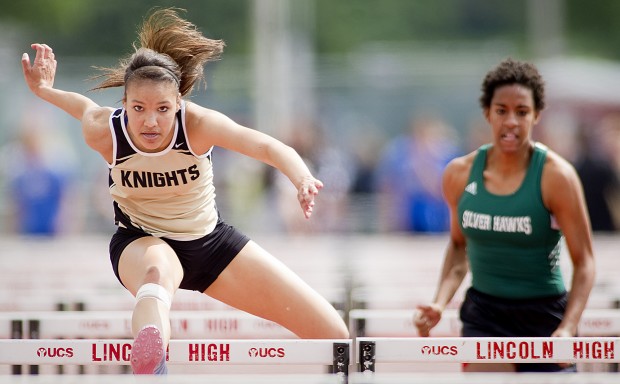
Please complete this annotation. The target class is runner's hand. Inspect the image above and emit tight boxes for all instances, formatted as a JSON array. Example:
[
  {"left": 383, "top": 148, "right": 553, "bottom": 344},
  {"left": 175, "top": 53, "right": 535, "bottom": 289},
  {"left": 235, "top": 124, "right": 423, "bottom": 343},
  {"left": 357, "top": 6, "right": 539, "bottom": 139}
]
[
  {"left": 297, "top": 176, "right": 323, "bottom": 219},
  {"left": 414, "top": 304, "right": 443, "bottom": 337},
  {"left": 22, "top": 43, "right": 57, "bottom": 95}
]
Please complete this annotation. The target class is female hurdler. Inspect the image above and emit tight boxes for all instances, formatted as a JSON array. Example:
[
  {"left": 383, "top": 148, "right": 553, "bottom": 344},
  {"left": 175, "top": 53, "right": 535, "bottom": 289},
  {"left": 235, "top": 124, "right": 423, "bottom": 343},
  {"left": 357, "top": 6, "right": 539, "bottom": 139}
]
[{"left": 21, "top": 8, "right": 348, "bottom": 374}]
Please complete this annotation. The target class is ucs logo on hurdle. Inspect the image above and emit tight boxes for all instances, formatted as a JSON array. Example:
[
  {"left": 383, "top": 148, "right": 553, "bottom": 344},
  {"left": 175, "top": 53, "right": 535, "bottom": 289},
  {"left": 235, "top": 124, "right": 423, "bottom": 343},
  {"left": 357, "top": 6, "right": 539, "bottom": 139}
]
[
  {"left": 248, "top": 347, "right": 286, "bottom": 358},
  {"left": 36, "top": 347, "right": 74, "bottom": 358},
  {"left": 421, "top": 345, "right": 458, "bottom": 356}
]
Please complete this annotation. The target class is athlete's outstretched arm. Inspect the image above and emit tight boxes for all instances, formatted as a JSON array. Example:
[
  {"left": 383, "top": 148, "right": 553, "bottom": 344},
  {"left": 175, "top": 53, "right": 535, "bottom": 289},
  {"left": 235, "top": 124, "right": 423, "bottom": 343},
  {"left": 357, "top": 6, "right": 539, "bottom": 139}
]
[
  {"left": 185, "top": 103, "right": 323, "bottom": 219},
  {"left": 22, "top": 43, "right": 114, "bottom": 161},
  {"left": 21, "top": 43, "right": 99, "bottom": 121}
]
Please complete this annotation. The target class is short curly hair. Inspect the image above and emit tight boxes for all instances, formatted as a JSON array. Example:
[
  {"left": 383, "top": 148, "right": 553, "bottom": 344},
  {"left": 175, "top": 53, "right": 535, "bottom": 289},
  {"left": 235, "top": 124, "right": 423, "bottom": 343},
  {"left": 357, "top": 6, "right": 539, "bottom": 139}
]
[{"left": 479, "top": 58, "right": 546, "bottom": 112}]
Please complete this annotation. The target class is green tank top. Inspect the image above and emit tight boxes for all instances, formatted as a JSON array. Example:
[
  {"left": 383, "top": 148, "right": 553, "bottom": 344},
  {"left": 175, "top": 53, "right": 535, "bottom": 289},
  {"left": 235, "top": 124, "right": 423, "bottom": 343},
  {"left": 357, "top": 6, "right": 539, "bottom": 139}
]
[{"left": 458, "top": 143, "right": 565, "bottom": 299}]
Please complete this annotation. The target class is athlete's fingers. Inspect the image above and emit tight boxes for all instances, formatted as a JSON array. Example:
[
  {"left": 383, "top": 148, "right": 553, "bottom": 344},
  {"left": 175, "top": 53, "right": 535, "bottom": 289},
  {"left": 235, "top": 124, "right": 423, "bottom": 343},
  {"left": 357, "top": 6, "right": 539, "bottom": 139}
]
[
  {"left": 310, "top": 179, "right": 323, "bottom": 194},
  {"left": 304, "top": 205, "right": 314, "bottom": 219},
  {"left": 30, "top": 43, "right": 51, "bottom": 63},
  {"left": 297, "top": 177, "right": 322, "bottom": 218},
  {"left": 41, "top": 44, "right": 53, "bottom": 60},
  {"left": 21, "top": 52, "right": 31, "bottom": 72}
]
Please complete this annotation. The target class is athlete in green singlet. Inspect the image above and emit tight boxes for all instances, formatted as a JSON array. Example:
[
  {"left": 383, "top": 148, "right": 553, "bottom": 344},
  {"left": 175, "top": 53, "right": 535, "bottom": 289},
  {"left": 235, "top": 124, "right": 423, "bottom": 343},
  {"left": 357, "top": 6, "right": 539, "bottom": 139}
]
[{"left": 415, "top": 59, "right": 595, "bottom": 373}]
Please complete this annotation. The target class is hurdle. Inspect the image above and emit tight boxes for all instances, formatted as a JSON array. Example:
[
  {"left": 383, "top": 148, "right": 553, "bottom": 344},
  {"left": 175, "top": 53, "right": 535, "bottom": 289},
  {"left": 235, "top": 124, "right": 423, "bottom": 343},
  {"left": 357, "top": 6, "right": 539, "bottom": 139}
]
[
  {"left": 0, "top": 311, "right": 308, "bottom": 375},
  {"left": 0, "top": 338, "right": 351, "bottom": 377},
  {"left": 356, "top": 337, "right": 619, "bottom": 372}
]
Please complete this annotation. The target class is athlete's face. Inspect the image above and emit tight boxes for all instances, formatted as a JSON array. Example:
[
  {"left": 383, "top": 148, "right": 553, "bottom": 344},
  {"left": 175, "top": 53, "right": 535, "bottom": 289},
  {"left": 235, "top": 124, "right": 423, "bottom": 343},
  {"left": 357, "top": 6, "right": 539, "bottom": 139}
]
[
  {"left": 484, "top": 83, "right": 540, "bottom": 154},
  {"left": 123, "top": 79, "right": 181, "bottom": 153}
]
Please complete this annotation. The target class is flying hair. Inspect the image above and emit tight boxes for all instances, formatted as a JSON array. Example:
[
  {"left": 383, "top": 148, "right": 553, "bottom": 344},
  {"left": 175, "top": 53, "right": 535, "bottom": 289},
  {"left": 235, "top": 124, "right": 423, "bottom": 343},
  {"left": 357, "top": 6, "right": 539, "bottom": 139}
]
[{"left": 91, "top": 7, "right": 225, "bottom": 97}]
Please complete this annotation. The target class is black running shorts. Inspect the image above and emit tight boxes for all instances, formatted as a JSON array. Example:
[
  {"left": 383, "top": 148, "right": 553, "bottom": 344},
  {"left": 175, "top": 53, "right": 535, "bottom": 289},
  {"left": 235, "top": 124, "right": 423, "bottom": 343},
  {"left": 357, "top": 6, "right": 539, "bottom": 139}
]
[
  {"left": 460, "top": 287, "right": 576, "bottom": 373},
  {"left": 109, "top": 218, "right": 250, "bottom": 292}
]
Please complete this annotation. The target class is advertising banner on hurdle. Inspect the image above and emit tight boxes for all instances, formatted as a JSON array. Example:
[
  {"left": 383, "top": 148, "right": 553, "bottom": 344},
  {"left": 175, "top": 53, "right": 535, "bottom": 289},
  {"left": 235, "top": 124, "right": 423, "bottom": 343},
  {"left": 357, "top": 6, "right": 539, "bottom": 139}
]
[
  {"left": 0, "top": 339, "right": 350, "bottom": 368},
  {"left": 356, "top": 336, "right": 620, "bottom": 371}
]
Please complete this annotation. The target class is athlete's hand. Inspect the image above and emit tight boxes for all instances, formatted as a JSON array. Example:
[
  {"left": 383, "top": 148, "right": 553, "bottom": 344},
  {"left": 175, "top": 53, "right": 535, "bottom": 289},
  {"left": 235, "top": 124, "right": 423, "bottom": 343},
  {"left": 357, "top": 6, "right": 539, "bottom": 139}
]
[
  {"left": 551, "top": 327, "right": 577, "bottom": 369},
  {"left": 297, "top": 176, "right": 323, "bottom": 219},
  {"left": 21, "top": 43, "right": 57, "bottom": 95},
  {"left": 414, "top": 304, "right": 443, "bottom": 337}
]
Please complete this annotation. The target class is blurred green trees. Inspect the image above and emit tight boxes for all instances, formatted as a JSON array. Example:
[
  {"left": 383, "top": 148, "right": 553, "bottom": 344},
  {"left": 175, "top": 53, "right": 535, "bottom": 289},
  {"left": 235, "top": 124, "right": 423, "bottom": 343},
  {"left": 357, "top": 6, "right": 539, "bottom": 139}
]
[{"left": 1, "top": 0, "right": 619, "bottom": 60}]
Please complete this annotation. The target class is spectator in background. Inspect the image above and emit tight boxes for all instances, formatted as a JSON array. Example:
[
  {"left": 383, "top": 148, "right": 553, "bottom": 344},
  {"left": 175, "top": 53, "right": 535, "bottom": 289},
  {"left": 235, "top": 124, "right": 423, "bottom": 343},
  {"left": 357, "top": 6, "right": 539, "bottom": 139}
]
[
  {"left": 573, "top": 122, "right": 618, "bottom": 231},
  {"left": 348, "top": 129, "right": 384, "bottom": 233},
  {"left": 596, "top": 113, "right": 620, "bottom": 229},
  {"left": 268, "top": 118, "right": 354, "bottom": 233},
  {"left": 2, "top": 123, "right": 72, "bottom": 236},
  {"left": 375, "top": 113, "right": 459, "bottom": 232}
]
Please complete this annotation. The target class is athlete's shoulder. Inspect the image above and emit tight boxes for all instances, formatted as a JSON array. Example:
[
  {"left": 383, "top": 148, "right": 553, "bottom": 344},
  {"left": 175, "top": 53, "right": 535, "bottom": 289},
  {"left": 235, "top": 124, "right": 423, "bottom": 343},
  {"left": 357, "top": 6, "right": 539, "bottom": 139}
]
[
  {"left": 445, "top": 149, "right": 477, "bottom": 177},
  {"left": 182, "top": 101, "right": 229, "bottom": 154},
  {"left": 83, "top": 106, "right": 115, "bottom": 125},
  {"left": 83, "top": 106, "right": 115, "bottom": 160},
  {"left": 443, "top": 150, "right": 477, "bottom": 204},
  {"left": 539, "top": 144, "right": 587, "bottom": 217},
  {"left": 184, "top": 101, "right": 229, "bottom": 125},
  {"left": 539, "top": 143, "right": 577, "bottom": 180},
  {"left": 540, "top": 143, "right": 582, "bottom": 204}
]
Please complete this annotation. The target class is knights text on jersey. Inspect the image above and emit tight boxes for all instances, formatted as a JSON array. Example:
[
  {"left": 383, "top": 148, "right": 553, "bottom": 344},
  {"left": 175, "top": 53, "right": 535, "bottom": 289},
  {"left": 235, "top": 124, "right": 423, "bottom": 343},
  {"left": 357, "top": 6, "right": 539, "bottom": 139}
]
[{"left": 107, "top": 101, "right": 218, "bottom": 239}]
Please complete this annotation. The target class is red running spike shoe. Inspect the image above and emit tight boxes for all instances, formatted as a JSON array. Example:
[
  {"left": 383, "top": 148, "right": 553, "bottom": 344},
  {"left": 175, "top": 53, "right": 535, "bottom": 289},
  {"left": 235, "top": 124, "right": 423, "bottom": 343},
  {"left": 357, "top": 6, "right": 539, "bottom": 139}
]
[{"left": 131, "top": 325, "right": 166, "bottom": 374}]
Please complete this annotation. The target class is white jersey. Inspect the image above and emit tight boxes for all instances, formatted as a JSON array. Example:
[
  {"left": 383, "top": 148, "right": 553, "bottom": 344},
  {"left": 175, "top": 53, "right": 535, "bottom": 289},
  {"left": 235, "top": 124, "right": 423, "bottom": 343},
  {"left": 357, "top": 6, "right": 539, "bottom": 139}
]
[{"left": 107, "top": 101, "right": 218, "bottom": 240}]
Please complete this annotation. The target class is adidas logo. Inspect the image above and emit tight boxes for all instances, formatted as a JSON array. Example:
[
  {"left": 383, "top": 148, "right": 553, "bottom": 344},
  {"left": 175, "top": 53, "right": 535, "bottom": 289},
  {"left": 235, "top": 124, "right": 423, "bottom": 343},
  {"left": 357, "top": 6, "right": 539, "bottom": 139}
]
[{"left": 465, "top": 182, "right": 477, "bottom": 195}]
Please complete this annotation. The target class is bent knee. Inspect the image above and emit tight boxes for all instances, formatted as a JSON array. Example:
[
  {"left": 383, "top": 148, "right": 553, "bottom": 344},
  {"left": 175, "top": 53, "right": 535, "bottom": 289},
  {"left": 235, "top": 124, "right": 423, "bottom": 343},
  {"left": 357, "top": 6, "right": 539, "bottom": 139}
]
[
  {"left": 119, "top": 238, "right": 182, "bottom": 292},
  {"left": 330, "top": 321, "right": 350, "bottom": 339},
  {"left": 123, "top": 264, "right": 181, "bottom": 296},
  {"left": 329, "top": 327, "right": 350, "bottom": 340},
  {"left": 143, "top": 265, "right": 166, "bottom": 284},
  {"left": 307, "top": 317, "right": 349, "bottom": 339},
  {"left": 143, "top": 265, "right": 181, "bottom": 293}
]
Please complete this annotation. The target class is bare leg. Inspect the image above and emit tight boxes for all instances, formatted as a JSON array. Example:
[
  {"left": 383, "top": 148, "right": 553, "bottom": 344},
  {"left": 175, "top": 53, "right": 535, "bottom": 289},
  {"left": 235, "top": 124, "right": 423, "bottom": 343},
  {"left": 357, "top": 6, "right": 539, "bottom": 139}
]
[
  {"left": 205, "top": 241, "right": 349, "bottom": 339},
  {"left": 118, "top": 237, "right": 184, "bottom": 346}
]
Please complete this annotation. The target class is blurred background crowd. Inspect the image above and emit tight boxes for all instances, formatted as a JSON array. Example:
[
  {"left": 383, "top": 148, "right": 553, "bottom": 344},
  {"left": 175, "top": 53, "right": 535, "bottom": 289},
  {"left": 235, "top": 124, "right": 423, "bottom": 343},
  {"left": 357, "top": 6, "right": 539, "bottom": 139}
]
[{"left": 1, "top": 0, "right": 619, "bottom": 237}]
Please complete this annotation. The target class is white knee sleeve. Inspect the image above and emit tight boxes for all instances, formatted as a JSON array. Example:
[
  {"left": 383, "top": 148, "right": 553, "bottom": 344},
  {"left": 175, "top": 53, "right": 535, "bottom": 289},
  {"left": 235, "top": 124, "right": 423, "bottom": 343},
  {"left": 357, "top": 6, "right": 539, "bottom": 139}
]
[{"left": 135, "top": 283, "right": 172, "bottom": 309}]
